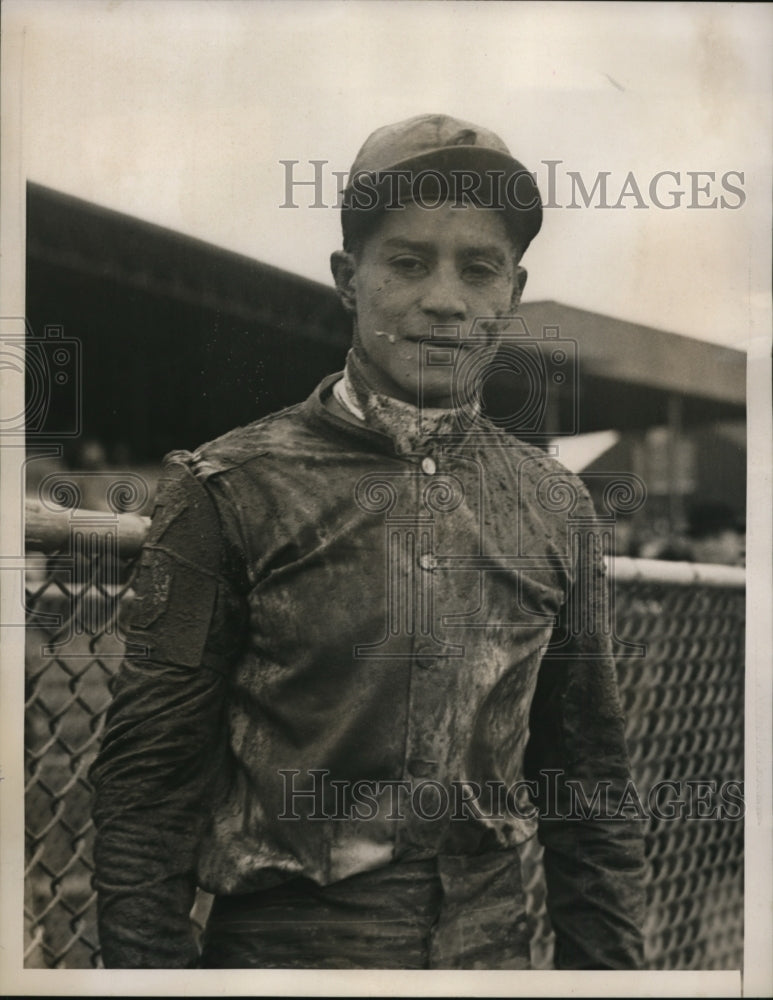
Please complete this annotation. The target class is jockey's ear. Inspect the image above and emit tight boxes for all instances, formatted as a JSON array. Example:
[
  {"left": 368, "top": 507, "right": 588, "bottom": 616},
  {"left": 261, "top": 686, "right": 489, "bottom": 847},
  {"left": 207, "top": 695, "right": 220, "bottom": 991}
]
[
  {"left": 331, "top": 251, "right": 358, "bottom": 315},
  {"left": 510, "top": 265, "right": 527, "bottom": 310}
]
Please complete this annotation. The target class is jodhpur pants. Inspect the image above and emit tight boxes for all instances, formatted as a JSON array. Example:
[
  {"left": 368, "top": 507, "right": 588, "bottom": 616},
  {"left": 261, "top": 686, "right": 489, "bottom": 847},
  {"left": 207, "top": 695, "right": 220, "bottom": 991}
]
[{"left": 199, "top": 851, "right": 532, "bottom": 969}]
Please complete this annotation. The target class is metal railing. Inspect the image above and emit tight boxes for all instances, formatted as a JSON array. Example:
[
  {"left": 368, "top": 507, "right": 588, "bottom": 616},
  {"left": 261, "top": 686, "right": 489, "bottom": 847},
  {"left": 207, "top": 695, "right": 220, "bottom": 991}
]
[{"left": 23, "top": 505, "right": 744, "bottom": 969}]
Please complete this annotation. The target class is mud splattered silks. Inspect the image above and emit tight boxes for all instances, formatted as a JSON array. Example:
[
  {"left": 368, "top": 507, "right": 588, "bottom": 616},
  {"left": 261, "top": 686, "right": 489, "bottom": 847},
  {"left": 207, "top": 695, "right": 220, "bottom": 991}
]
[{"left": 90, "top": 369, "right": 645, "bottom": 969}]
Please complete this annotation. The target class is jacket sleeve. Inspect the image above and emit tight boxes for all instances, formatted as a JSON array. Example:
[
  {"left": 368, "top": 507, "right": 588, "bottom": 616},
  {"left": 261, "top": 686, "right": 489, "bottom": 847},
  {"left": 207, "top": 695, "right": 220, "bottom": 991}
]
[
  {"left": 523, "top": 501, "right": 646, "bottom": 970},
  {"left": 89, "top": 452, "right": 248, "bottom": 968}
]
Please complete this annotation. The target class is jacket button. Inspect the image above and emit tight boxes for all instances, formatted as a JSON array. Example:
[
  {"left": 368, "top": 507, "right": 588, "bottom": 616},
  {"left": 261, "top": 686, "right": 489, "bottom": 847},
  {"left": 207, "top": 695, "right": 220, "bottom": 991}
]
[
  {"left": 418, "top": 553, "right": 435, "bottom": 571},
  {"left": 421, "top": 456, "right": 437, "bottom": 475},
  {"left": 414, "top": 643, "right": 439, "bottom": 668}
]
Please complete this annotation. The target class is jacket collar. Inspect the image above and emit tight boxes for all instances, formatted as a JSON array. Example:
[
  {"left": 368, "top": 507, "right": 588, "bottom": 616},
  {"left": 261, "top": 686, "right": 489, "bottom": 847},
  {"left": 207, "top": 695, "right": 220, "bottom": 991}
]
[{"left": 302, "top": 366, "right": 487, "bottom": 458}]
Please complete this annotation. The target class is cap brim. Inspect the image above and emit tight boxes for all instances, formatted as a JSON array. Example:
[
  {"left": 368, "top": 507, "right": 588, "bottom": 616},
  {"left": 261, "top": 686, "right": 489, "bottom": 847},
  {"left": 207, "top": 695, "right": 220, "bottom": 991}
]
[{"left": 343, "top": 145, "right": 542, "bottom": 249}]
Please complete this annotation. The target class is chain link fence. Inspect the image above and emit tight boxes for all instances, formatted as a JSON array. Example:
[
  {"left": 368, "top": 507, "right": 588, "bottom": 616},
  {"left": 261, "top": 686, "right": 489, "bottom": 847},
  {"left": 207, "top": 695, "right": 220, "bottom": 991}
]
[{"left": 23, "top": 507, "right": 744, "bottom": 970}]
